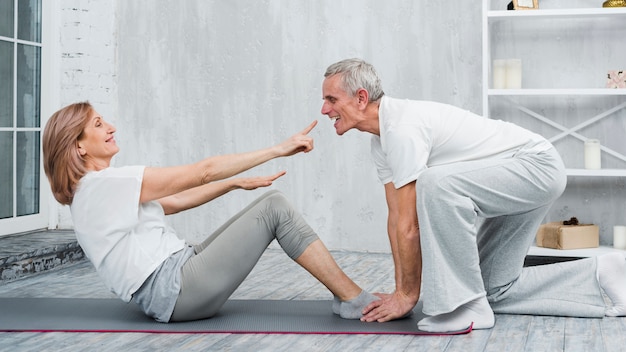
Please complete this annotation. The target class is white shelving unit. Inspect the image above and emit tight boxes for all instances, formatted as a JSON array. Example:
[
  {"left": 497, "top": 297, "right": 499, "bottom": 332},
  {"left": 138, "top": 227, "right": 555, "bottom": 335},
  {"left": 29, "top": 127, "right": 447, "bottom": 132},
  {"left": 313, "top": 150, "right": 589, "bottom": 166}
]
[
  {"left": 528, "top": 245, "right": 626, "bottom": 258},
  {"left": 482, "top": 1, "right": 626, "bottom": 257},
  {"left": 482, "top": 1, "right": 626, "bottom": 174},
  {"left": 487, "top": 7, "right": 626, "bottom": 18},
  {"left": 488, "top": 89, "right": 626, "bottom": 96}
]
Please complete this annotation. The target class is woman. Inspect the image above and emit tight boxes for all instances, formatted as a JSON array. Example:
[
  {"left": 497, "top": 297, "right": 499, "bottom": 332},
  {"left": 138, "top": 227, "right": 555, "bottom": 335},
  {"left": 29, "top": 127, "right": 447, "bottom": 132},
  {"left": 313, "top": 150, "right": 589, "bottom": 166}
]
[{"left": 42, "top": 102, "right": 378, "bottom": 323}]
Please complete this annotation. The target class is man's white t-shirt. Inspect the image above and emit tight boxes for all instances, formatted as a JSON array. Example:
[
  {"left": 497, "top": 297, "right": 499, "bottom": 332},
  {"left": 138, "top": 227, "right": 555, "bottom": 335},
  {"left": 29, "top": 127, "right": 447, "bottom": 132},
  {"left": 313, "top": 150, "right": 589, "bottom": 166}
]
[
  {"left": 70, "top": 165, "right": 186, "bottom": 302},
  {"left": 371, "top": 96, "right": 552, "bottom": 189}
]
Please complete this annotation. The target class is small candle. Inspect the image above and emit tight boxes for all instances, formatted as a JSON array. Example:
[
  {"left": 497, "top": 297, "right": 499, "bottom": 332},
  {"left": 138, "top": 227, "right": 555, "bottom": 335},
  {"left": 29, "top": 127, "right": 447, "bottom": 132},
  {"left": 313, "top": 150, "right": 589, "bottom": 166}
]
[
  {"left": 505, "top": 59, "right": 522, "bottom": 89},
  {"left": 492, "top": 60, "right": 507, "bottom": 89},
  {"left": 584, "top": 139, "right": 601, "bottom": 170},
  {"left": 614, "top": 226, "right": 626, "bottom": 250}
]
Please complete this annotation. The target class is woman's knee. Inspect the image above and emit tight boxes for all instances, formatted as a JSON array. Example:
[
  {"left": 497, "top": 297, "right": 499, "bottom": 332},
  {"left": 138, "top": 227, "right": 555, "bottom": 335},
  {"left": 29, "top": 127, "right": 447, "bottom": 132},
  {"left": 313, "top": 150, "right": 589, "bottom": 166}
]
[
  {"left": 261, "top": 190, "right": 295, "bottom": 213},
  {"left": 261, "top": 192, "right": 318, "bottom": 259},
  {"left": 256, "top": 189, "right": 284, "bottom": 204}
]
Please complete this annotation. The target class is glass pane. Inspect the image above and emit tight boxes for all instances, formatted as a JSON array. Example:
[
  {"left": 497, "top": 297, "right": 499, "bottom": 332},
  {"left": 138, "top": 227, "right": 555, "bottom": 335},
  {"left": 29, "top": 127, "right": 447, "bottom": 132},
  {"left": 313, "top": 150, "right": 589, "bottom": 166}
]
[
  {"left": 16, "top": 131, "right": 39, "bottom": 216},
  {"left": 0, "top": 0, "right": 14, "bottom": 38},
  {"left": 17, "top": 43, "right": 40, "bottom": 128},
  {"left": 0, "top": 131, "right": 13, "bottom": 219},
  {"left": 17, "top": 0, "right": 41, "bottom": 43},
  {"left": 0, "top": 40, "right": 13, "bottom": 128}
]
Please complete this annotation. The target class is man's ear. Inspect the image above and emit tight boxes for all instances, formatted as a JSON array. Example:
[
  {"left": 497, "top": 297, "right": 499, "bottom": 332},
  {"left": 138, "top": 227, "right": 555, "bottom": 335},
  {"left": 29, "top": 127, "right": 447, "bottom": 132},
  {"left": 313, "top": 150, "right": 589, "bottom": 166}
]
[{"left": 356, "top": 88, "right": 369, "bottom": 108}]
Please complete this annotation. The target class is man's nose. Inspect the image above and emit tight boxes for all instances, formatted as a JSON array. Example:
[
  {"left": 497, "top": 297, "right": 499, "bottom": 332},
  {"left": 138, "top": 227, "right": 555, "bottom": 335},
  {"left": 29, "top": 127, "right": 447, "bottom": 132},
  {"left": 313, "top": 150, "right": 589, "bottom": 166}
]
[{"left": 321, "top": 102, "right": 330, "bottom": 115}]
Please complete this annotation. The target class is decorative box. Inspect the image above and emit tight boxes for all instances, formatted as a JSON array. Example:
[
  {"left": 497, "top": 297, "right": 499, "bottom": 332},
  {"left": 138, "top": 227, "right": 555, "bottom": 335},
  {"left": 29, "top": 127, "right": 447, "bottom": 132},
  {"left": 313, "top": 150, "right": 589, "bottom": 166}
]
[
  {"left": 536, "top": 218, "right": 599, "bottom": 250},
  {"left": 607, "top": 70, "right": 626, "bottom": 89}
]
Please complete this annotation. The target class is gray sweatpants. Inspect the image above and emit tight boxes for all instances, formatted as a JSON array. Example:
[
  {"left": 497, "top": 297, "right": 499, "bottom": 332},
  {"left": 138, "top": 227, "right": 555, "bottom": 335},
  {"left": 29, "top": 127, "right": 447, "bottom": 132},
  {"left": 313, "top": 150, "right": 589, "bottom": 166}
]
[
  {"left": 416, "top": 147, "right": 606, "bottom": 318},
  {"left": 170, "top": 190, "right": 318, "bottom": 321}
]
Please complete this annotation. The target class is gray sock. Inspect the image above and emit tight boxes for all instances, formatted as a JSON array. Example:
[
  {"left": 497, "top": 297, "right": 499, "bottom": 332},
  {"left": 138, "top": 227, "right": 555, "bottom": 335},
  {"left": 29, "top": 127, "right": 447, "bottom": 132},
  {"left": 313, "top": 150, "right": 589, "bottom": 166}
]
[
  {"left": 332, "top": 295, "right": 341, "bottom": 315},
  {"left": 339, "top": 291, "right": 380, "bottom": 319}
]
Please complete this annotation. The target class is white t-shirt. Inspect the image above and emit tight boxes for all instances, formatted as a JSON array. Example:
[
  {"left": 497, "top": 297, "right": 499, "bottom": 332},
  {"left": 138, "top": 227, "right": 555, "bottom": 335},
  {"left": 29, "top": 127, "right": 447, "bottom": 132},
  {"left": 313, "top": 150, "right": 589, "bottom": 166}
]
[
  {"left": 371, "top": 96, "right": 552, "bottom": 188},
  {"left": 70, "top": 165, "right": 186, "bottom": 302}
]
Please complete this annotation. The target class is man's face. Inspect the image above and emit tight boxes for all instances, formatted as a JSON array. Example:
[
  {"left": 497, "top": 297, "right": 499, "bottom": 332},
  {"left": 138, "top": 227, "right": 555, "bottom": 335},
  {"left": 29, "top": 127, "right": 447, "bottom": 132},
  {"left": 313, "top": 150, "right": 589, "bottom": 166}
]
[{"left": 321, "top": 74, "right": 360, "bottom": 136}]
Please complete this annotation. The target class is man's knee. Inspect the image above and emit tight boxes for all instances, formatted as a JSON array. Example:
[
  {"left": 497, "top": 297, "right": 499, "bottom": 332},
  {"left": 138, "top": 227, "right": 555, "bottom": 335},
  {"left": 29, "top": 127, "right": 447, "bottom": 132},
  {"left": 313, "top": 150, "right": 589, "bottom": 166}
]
[{"left": 416, "top": 168, "right": 451, "bottom": 198}]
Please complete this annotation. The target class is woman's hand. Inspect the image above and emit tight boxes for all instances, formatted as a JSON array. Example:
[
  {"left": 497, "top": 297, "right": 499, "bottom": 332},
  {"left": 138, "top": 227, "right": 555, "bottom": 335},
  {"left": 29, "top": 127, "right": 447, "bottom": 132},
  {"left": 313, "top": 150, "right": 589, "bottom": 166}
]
[
  {"left": 275, "top": 120, "right": 318, "bottom": 157},
  {"left": 158, "top": 171, "right": 287, "bottom": 214},
  {"left": 143, "top": 121, "right": 317, "bottom": 204},
  {"left": 236, "top": 171, "right": 286, "bottom": 190}
]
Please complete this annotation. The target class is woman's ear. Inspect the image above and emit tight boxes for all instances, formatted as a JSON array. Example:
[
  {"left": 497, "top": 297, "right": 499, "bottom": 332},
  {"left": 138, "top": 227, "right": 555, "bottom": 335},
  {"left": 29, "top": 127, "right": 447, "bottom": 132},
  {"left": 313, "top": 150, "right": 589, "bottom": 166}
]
[{"left": 77, "top": 142, "right": 87, "bottom": 156}]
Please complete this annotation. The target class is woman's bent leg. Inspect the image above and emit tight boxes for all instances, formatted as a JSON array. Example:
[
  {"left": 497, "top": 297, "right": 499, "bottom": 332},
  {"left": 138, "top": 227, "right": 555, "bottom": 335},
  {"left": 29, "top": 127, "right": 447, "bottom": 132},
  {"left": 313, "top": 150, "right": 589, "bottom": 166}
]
[
  {"left": 170, "top": 191, "right": 372, "bottom": 321},
  {"left": 171, "top": 191, "right": 297, "bottom": 321}
]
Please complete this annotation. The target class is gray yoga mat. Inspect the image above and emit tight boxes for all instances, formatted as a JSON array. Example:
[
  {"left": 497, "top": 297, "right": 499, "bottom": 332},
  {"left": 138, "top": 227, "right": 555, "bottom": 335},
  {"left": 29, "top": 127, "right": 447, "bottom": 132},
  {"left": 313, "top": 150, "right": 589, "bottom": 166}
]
[{"left": 0, "top": 298, "right": 471, "bottom": 335}]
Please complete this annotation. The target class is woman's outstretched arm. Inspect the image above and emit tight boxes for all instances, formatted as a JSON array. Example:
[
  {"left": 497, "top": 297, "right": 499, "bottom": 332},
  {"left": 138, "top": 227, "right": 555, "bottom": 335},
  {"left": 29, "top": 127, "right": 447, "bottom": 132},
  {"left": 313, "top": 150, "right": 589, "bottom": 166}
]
[
  {"left": 157, "top": 172, "right": 285, "bottom": 215},
  {"left": 140, "top": 121, "right": 317, "bottom": 204}
]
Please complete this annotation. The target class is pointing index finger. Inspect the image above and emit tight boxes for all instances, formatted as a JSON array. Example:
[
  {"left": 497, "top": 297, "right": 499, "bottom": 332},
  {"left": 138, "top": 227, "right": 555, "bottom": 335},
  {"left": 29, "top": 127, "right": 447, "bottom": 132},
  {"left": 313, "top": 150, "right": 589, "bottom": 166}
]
[{"left": 300, "top": 120, "right": 318, "bottom": 135}]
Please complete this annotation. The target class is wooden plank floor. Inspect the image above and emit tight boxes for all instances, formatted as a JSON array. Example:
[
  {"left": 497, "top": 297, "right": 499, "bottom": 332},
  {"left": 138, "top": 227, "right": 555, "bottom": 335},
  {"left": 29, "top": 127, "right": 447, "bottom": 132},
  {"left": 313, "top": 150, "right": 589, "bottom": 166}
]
[{"left": 1, "top": 248, "right": 625, "bottom": 352}]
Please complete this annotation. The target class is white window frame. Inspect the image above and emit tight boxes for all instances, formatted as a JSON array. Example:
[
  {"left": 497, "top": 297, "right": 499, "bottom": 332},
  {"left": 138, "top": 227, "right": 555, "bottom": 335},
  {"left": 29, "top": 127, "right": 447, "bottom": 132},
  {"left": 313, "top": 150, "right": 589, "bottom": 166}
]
[{"left": 0, "top": 0, "right": 57, "bottom": 236}]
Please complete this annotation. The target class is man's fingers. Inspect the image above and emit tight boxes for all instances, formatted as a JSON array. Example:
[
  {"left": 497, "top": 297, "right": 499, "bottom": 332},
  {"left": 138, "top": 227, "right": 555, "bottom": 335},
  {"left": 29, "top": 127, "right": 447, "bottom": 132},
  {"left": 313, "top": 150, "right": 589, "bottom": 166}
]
[
  {"left": 363, "top": 298, "right": 383, "bottom": 314},
  {"left": 362, "top": 307, "right": 388, "bottom": 322}
]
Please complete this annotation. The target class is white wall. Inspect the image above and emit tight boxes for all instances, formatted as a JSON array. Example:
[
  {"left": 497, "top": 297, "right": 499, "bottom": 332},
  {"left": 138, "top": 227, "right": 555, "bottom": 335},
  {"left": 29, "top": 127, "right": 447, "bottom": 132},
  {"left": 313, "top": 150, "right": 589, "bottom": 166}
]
[
  {"left": 112, "top": 1, "right": 481, "bottom": 251},
  {"left": 52, "top": 0, "right": 624, "bottom": 251},
  {"left": 51, "top": 0, "right": 119, "bottom": 228}
]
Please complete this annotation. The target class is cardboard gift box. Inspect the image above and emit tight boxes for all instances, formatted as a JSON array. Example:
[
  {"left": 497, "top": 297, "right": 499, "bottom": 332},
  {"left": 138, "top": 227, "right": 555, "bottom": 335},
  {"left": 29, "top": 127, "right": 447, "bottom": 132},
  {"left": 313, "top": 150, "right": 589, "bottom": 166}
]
[{"left": 536, "top": 219, "right": 599, "bottom": 250}]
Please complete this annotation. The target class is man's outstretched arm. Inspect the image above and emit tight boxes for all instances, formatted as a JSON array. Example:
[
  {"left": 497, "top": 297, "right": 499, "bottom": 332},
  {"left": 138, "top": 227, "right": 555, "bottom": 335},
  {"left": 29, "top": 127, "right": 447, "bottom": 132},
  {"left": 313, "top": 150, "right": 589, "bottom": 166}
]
[{"left": 361, "top": 181, "right": 422, "bottom": 322}]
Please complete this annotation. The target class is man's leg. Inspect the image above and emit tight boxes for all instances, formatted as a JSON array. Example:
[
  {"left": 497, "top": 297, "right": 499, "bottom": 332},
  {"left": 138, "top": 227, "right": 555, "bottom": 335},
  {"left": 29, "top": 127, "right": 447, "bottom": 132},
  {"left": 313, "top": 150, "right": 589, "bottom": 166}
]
[
  {"left": 416, "top": 148, "right": 568, "bottom": 331},
  {"left": 479, "top": 208, "right": 605, "bottom": 317}
]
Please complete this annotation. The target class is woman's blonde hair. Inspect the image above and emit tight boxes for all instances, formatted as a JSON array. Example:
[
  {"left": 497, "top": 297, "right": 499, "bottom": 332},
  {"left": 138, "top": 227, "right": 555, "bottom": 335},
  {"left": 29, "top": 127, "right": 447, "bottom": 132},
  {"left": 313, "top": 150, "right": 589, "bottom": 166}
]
[{"left": 42, "top": 102, "right": 93, "bottom": 205}]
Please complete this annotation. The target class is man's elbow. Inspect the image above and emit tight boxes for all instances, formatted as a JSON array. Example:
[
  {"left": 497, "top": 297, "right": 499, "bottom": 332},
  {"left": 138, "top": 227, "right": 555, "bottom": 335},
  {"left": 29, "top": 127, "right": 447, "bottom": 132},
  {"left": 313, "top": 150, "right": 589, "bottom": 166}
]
[{"left": 398, "top": 224, "right": 419, "bottom": 242}]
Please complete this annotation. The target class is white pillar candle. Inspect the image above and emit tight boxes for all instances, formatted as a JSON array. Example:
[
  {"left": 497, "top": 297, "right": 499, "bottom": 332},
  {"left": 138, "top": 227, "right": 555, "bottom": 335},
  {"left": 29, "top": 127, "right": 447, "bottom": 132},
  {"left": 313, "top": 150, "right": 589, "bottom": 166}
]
[
  {"left": 492, "top": 60, "right": 507, "bottom": 89},
  {"left": 584, "top": 139, "right": 601, "bottom": 170},
  {"left": 505, "top": 59, "right": 522, "bottom": 89},
  {"left": 614, "top": 226, "right": 626, "bottom": 250}
]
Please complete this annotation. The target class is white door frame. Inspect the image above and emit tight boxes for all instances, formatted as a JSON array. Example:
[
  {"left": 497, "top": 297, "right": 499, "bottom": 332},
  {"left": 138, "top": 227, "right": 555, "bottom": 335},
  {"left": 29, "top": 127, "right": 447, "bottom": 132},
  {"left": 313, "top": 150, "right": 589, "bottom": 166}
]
[{"left": 0, "top": 0, "right": 59, "bottom": 236}]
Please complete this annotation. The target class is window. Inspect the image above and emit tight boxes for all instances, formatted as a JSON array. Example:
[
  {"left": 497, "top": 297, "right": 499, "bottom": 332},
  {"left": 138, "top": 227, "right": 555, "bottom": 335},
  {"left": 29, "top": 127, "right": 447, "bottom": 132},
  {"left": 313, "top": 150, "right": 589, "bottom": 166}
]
[{"left": 0, "top": 0, "right": 46, "bottom": 236}]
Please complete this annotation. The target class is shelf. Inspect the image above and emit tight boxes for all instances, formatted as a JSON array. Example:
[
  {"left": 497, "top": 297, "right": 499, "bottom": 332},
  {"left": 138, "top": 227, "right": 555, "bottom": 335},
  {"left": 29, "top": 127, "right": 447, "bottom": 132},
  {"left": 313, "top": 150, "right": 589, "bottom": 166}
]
[
  {"left": 488, "top": 89, "right": 626, "bottom": 96},
  {"left": 483, "top": 1, "right": 626, "bottom": 176},
  {"left": 488, "top": 8, "right": 626, "bottom": 19},
  {"left": 528, "top": 245, "right": 626, "bottom": 258},
  {"left": 566, "top": 169, "right": 626, "bottom": 177}
]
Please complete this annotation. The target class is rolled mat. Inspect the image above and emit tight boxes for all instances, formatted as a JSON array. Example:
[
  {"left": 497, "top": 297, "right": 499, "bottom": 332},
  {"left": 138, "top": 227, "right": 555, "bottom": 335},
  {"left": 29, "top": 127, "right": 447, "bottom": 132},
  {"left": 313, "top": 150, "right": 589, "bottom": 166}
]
[{"left": 0, "top": 298, "right": 472, "bottom": 335}]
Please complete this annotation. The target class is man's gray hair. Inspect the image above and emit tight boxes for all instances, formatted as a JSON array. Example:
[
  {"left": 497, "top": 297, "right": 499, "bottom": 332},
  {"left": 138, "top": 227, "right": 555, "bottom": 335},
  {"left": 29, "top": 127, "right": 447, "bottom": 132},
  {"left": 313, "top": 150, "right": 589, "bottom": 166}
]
[{"left": 324, "top": 58, "right": 385, "bottom": 102}]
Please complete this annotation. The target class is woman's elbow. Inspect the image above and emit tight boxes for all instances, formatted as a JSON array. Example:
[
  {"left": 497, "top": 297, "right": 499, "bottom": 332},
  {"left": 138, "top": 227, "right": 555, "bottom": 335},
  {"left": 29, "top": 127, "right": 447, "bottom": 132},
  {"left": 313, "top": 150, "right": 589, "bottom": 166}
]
[{"left": 157, "top": 199, "right": 181, "bottom": 215}]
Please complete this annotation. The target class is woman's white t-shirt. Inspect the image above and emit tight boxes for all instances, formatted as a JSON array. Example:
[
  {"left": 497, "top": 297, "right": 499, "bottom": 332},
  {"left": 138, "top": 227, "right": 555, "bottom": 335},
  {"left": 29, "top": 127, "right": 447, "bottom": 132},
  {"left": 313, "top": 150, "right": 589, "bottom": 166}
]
[
  {"left": 70, "top": 165, "right": 186, "bottom": 302},
  {"left": 371, "top": 96, "right": 552, "bottom": 188}
]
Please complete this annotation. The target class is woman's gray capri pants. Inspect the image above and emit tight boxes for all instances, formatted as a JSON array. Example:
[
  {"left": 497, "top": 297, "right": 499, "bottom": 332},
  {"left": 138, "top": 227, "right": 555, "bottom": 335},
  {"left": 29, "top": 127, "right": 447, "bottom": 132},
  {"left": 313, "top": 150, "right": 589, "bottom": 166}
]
[{"left": 170, "top": 190, "right": 318, "bottom": 321}]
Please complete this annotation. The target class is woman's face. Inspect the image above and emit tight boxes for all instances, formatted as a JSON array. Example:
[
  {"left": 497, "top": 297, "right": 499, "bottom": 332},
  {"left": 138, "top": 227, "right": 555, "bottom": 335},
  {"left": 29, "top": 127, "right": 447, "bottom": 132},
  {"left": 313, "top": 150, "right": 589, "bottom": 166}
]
[{"left": 77, "top": 109, "right": 119, "bottom": 171}]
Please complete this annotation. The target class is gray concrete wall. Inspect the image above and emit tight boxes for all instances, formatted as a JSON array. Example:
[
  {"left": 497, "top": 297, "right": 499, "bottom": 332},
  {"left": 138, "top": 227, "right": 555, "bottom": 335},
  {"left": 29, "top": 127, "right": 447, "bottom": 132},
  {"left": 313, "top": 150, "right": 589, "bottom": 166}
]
[
  {"left": 52, "top": 0, "right": 625, "bottom": 251},
  {"left": 111, "top": 0, "right": 482, "bottom": 251}
]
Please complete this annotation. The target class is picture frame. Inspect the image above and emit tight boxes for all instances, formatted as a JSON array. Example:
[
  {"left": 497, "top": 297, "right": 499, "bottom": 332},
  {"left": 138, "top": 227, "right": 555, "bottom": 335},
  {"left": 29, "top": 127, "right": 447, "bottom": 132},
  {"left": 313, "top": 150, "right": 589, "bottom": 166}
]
[{"left": 512, "top": 0, "right": 539, "bottom": 10}]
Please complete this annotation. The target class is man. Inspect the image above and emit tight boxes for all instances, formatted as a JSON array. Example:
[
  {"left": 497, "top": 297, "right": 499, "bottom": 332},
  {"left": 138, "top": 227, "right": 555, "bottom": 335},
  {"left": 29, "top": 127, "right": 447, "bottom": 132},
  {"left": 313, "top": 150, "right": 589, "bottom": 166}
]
[{"left": 320, "top": 58, "right": 626, "bottom": 332}]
